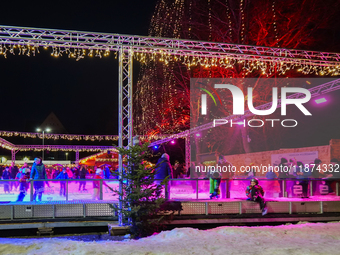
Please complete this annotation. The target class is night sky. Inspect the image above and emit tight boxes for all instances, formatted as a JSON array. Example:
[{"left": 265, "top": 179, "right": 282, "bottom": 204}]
[{"left": 0, "top": 0, "right": 157, "bottom": 135}]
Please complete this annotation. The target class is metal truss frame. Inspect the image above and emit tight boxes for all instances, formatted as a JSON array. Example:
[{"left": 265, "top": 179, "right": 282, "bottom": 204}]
[
  {"left": 118, "top": 47, "right": 133, "bottom": 226},
  {"left": 0, "top": 137, "right": 15, "bottom": 150},
  {"left": 1, "top": 25, "right": 340, "bottom": 66}
]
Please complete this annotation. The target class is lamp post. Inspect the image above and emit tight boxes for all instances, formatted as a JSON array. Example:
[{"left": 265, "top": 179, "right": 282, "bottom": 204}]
[{"left": 36, "top": 128, "right": 51, "bottom": 161}]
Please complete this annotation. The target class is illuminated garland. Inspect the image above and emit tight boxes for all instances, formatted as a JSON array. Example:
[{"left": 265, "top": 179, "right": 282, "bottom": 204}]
[
  {"left": 96, "top": 158, "right": 118, "bottom": 162},
  {"left": 1, "top": 43, "right": 339, "bottom": 76},
  {"left": 0, "top": 130, "right": 171, "bottom": 142}
]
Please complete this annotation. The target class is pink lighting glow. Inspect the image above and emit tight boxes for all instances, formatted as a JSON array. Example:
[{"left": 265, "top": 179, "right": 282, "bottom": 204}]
[
  {"left": 315, "top": 98, "right": 327, "bottom": 104},
  {"left": 170, "top": 140, "right": 175, "bottom": 144}
]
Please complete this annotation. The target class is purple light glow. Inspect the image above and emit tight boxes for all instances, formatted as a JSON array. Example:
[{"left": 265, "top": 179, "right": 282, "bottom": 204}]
[
  {"left": 170, "top": 140, "right": 175, "bottom": 144},
  {"left": 315, "top": 98, "right": 327, "bottom": 104}
]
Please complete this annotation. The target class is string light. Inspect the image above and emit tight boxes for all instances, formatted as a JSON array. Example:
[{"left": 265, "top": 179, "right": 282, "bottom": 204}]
[
  {"left": 226, "top": 0, "right": 233, "bottom": 41},
  {"left": 240, "top": 0, "right": 245, "bottom": 43},
  {"left": 272, "top": 0, "right": 279, "bottom": 47},
  {"left": 208, "top": 0, "right": 212, "bottom": 41},
  {"left": 0, "top": 130, "right": 173, "bottom": 143}
]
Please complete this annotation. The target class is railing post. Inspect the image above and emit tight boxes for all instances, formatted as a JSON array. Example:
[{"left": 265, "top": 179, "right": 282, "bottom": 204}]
[
  {"left": 196, "top": 179, "right": 198, "bottom": 200},
  {"left": 66, "top": 180, "right": 69, "bottom": 201},
  {"left": 283, "top": 179, "right": 287, "bottom": 197},
  {"left": 310, "top": 180, "right": 313, "bottom": 197},
  {"left": 336, "top": 182, "right": 339, "bottom": 196},
  {"left": 165, "top": 180, "right": 169, "bottom": 200},
  {"left": 30, "top": 180, "right": 34, "bottom": 201},
  {"left": 100, "top": 180, "right": 103, "bottom": 200}
]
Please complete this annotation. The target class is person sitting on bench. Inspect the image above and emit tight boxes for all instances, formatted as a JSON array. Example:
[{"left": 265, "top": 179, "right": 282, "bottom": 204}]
[{"left": 246, "top": 178, "right": 267, "bottom": 216}]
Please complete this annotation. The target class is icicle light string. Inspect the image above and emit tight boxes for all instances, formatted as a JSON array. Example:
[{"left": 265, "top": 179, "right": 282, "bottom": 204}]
[{"left": 0, "top": 130, "right": 172, "bottom": 142}]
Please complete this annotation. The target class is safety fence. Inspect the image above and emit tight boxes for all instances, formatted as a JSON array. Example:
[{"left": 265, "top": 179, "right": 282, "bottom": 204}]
[{"left": 0, "top": 178, "right": 339, "bottom": 203}]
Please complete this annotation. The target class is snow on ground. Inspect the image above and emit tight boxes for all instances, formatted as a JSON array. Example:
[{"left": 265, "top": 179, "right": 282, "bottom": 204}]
[{"left": 1, "top": 222, "right": 340, "bottom": 255}]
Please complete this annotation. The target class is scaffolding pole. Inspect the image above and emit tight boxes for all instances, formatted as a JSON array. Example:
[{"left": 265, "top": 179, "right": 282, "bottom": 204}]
[
  {"left": 118, "top": 47, "right": 133, "bottom": 226},
  {"left": 185, "top": 136, "right": 191, "bottom": 175}
]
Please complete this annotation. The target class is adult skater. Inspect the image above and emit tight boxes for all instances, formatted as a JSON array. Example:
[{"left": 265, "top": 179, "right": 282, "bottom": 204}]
[
  {"left": 16, "top": 168, "right": 30, "bottom": 202},
  {"left": 56, "top": 168, "right": 69, "bottom": 197},
  {"left": 2, "top": 166, "right": 11, "bottom": 194},
  {"left": 155, "top": 153, "right": 173, "bottom": 199},
  {"left": 30, "top": 157, "right": 47, "bottom": 202},
  {"left": 246, "top": 178, "right": 268, "bottom": 216}
]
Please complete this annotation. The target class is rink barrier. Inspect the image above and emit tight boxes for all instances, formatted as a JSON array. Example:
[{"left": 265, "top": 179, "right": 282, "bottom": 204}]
[
  {"left": 1, "top": 178, "right": 339, "bottom": 202},
  {"left": 1, "top": 178, "right": 340, "bottom": 221}
]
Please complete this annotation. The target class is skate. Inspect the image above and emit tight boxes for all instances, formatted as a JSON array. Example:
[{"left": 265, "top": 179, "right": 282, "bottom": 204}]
[{"left": 210, "top": 192, "right": 217, "bottom": 199}]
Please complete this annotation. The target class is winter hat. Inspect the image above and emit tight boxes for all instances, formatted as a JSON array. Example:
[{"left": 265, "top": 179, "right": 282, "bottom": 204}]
[
  {"left": 96, "top": 168, "right": 102, "bottom": 175},
  {"left": 250, "top": 178, "right": 259, "bottom": 185},
  {"left": 281, "top": 157, "right": 288, "bottom": 164},
  {"left": 296, "top": 161, "right": 304, "bottom": 168},
  {"left": 161, "top": 153, "right": 170, "bottom": 161},
  {"left": 331, "top": 158, "right": 338, "bottom": 163},
  {"left": 314, "top": 158, "right": 322, "bottom": 164}
]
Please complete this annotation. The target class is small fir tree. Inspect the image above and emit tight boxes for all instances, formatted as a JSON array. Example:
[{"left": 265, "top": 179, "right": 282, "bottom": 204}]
[{"left": 112, "top": 143, "right": 171, "bottom": 239}]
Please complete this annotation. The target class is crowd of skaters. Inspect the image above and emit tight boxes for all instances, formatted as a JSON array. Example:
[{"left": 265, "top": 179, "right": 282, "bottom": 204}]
[
  {"left": 2, "top": 153, "right": 340, "bottom": 217},
  {"left": 155, "top": 153, "right": 340, "bottom": 216}
]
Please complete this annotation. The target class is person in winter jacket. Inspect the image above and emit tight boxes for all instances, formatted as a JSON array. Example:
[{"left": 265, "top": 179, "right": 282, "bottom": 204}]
[
  {"left": 9, "top": 162, "right": 19, "bottom": 191},
  {"left": 295, "top": 161, "right": 312, "bottom": 198},
  {"left": 246, "top": 178, "right": 268, "bottom": 216},
  {"left": 56, "top": 168, "right": 69, "bottom": 197},
  {"left": 17, "top": 168, "right": 30, "bottom": 202},
  {"left": 278, "top": 157, "right": 289, "bottom": 196},
  {"left": 78, "top": 165, "right": 88, "bottom": 191},
  {"left": 209, "top": 155, "right": 224, "bottom": 199},
  {"left": 92, "top": 168, "right": 109, "bottom": 200},
  {"left": 155, "top": 153, "right": 173, "bottom": 199},
  {"left": 30, "top": 158, "right": 47, "bottom": 201},
  {"left": 2, "top": 166, "right": 11, "bottom": 193},
  {"left": 155, "top": 153, "right": 173, "bottom": 180}
]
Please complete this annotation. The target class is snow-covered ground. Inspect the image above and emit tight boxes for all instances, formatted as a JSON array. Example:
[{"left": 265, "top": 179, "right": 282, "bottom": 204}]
[{"left": 1, "top": 222, "right": 340, "bottom": 254}]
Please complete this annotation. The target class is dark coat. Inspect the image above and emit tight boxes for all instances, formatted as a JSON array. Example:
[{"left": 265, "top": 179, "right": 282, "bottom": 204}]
[
  {"left": 155, "top": 158, "right": 172, "bottom": 180},
  {"left": 79, "top": 167, "right": 87, "bottom": 179},
  {"left": 2, "top": 170, "right": 11, "bottom": 179},
  {"left": 56, "top": 172, "right": 69, "bottom": 180},
  {"left": 30, "top": 163, "right": 47, "bottom": 180},
  {"left": 104, "top": 167, "right": 111, "bottom": 179}
]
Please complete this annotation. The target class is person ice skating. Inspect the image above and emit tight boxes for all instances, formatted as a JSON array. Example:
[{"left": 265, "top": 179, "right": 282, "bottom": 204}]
[
  {"left": 17, "top": 168, "right": 30, "bottom": 202},
  {"left": 56, "top": 168, "right": 69, "bottom": 197},
  {"left": 246, "top": 178, "right": 268, "bottom": 216},
  {"left": 78, "top": 165, "right": 88, "bottom": 191},
  {"left": 295, "top": 161, "right": 311, "bottom": 198},
  {"left": 278, "top": 157, "right": 289, "bottom": 196},
  {"left": 209, "top": 155, "right": 224, "bottom": 199},
  {"left": 30, "top": 157, "right": 47, "bottom": 202},
  {"left": 92, "top": 168, "right": 109, "bottom": 200},
  {"left": 2, "top": 166, "right": 11, "bottom": 194},
  {"left": 155, "top": 153, "right": 173, "bottom": 199},
  {"left": 9, "top": 162, "right": 19, "bottom": 191}
]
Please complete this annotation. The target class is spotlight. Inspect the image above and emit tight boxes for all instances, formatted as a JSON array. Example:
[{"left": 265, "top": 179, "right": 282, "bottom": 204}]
[
  {"left": 195, "top": 133, "right": 201, "bottom": 137},
  {"left": 154, "top": 145, "right": 158, "bottom": 149},
  {"left": 315, "top": 98, "right": 327, "bottom": 104},
  {"left": 170, "top": 140, "right": 175, "bottom": 144}
]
